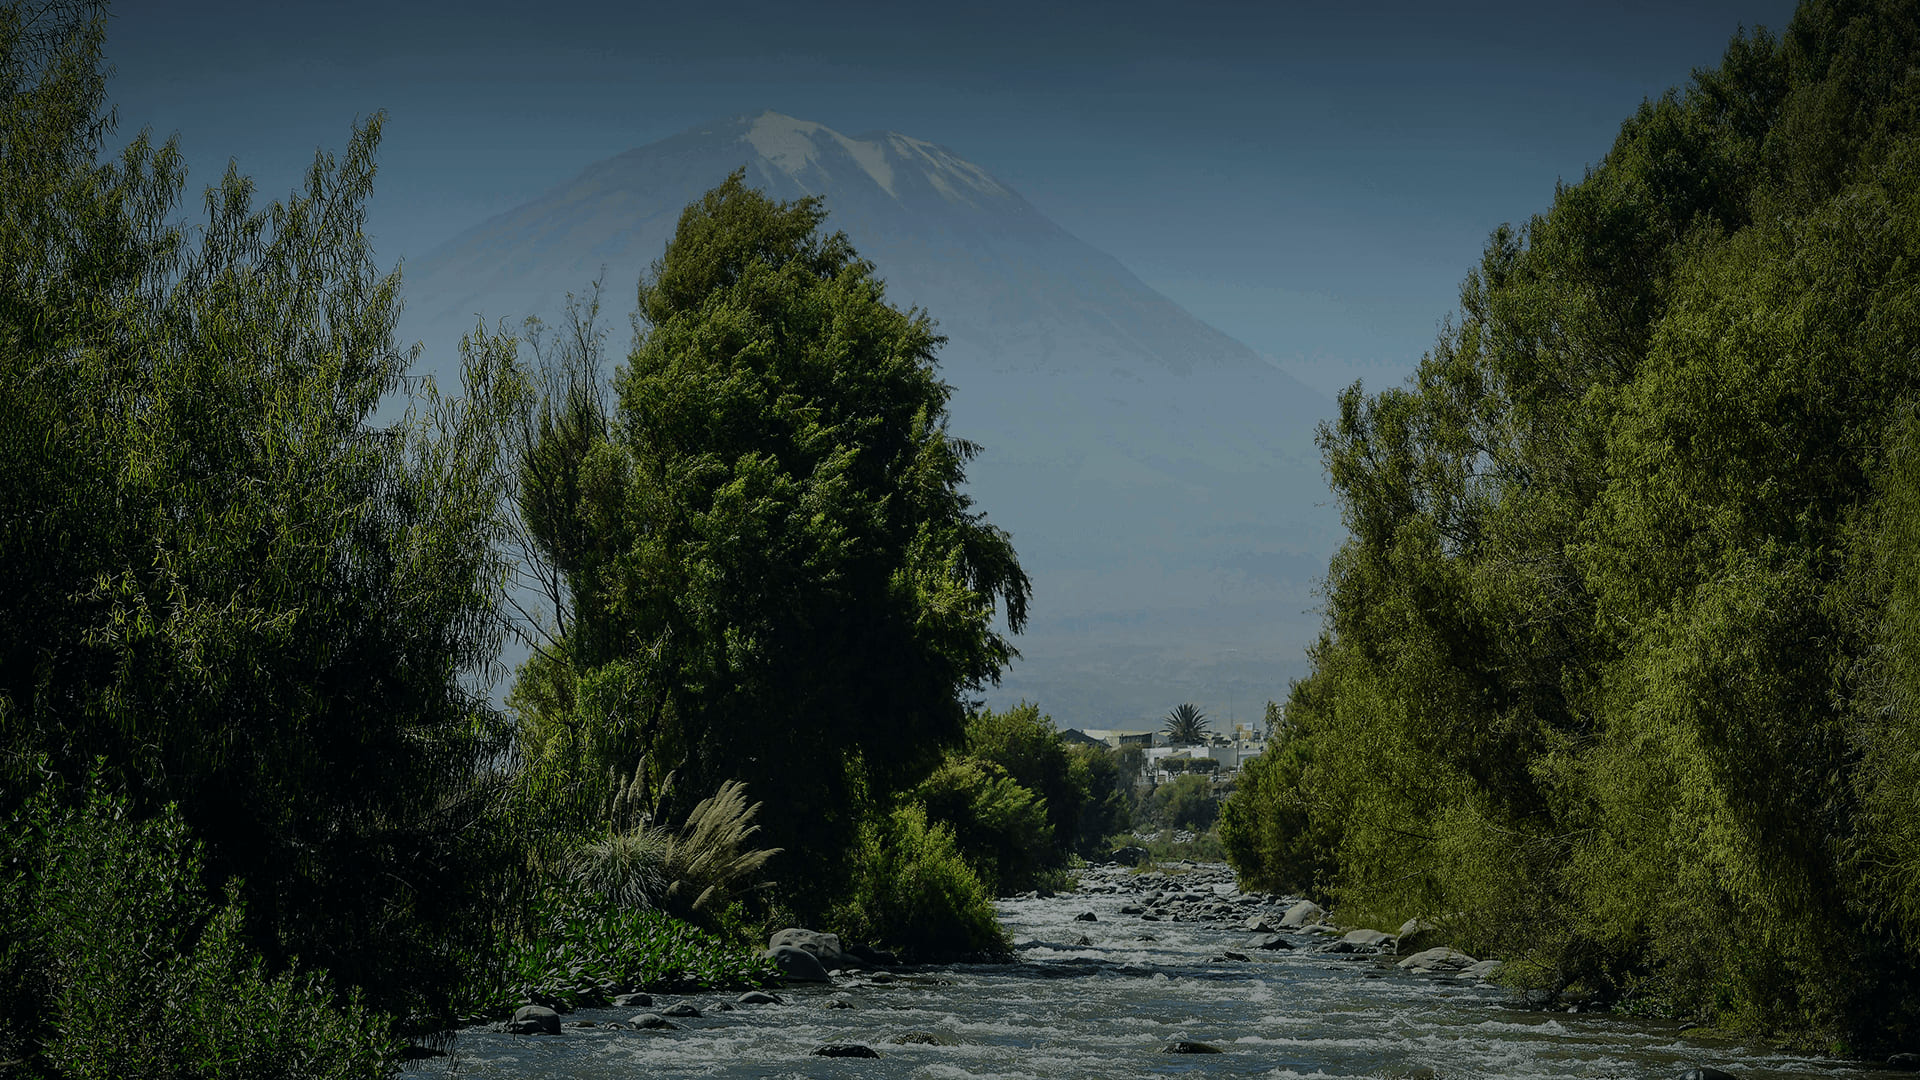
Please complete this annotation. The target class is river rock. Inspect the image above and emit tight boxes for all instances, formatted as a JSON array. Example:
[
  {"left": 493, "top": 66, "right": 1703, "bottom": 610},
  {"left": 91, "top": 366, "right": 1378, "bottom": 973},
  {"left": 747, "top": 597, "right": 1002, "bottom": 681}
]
[
  {"left": 1397, "top": 947, "right": 1476, "bottom": 974},
  {"left": 627, "top": 1012, "right": 678, "bottom": 1030},
  {"left": 1119, "top": 904, "right": 1145, "bottom": 914},
  {"left": 1108, "top": 845, "right": 1149, "bottom": 866},
  {"left": 814, "top": 1044, "right": 880, "bottom": 1057},
  {"left": 1279, "top": 900, "right": 1324, "bottom": 928},
  {"left": 770, "top": 928, "right": 849, "bottom": 969},
  {"left": 1244, "top": 914, "right": 1282, "bottom": 933},
  {"left": 767, "top": 944, "right": 830, "bottom": 982},
  {"left": 1678, "top": 1069, "right": 1739, "bottom": 1080},
  {"left": 1074, "top": 910, "right": 1098, "bottom": 922},
  {"left": 612, "top": 992, "right": 653, "bottom": 1007},
  {"left": 823, "top": 996, "right": 855, "bottom": 1009},
  {"left": 1342, "top": 928, "right": 1395, "bottom": 949},
  {"left": 1163, "top": 1040, "right": 1224, "bottom": 1053},
  {"left": 661, "top": 1002, "right": 701, "bottom": 1018},
  {"left": 507, "top": 1005, "right": 561, "bottom": 1036},
  {"left": 1463, "top": 959, "right": 1504, "bottom": 980},
  {"left": 1396, "top": 917, "right": 1443, "bottom": 954},
  {"left": 1252, "top": 934, "right": 1292, "bottom": 950},
  {"left": 737, "top": 990, "right": 783, "bottom": 1005},
  {"left": 1890, "top": 1053, "right": 1920, "bottom": 1071}
]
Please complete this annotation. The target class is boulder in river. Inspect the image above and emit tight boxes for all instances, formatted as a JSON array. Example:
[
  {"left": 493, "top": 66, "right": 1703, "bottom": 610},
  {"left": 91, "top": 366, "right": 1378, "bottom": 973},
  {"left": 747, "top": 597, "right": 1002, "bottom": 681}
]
[
  {"left": 1889, "top": 1053, "right": 1920, "bottom": 1071},
  {"left": 1395, "top": 917, "right": 1443, "bottom": 954},
  {"left": 814, "top": 1044, "right": 880, "bottom": 1057},
  {"left": 1397, "top": 947, "right": 1476, "bottom": 974},
  {"left": 507, "top": 1005, "right": 561, "bottom": 1036},
  {"left": 1252, "top": 934, "right": 1292, "bottom": 950},
  {"left": 1163, "top": 1040, "right": 1224, "bottom": 1053},
  {"left": 1463, "top": 959, "right": 1504, "bottom": 980},
  {"left": 1108, "top": 845, "right": 1149, "bottom": 866},
  {"left": 661, "top": 1002, "right": 701, "bottom": 1018},
  {"left": 737, "top": 990, "right": 783, "bottom": 1005},
  {"left": 612, "top": 992, "right": 653, "bottom": 1007},
  {"left": 1074, "top": 910, "right": 1098, "bottom": 922},
  {"left": 770, "top": 928, "right": 849, "bottom": 969},
  {"left": 627, "top": 1012, "right": 678, "bottom": 1030},
  {"left": 1678, "top": 1069, "right": 1739, "bottom": 1080},
  {"left": 1279, "top": 900, "right": 1324, "bottom": 928},
  {"left": 766, "top": 944, "right": 830, "bottom": 982},
  {"left": 1244, "top": 914, "right": 1282, "bottom": 933},
  {"left": 1342, "top": 928, "right": 1395, "bottom": 950}
]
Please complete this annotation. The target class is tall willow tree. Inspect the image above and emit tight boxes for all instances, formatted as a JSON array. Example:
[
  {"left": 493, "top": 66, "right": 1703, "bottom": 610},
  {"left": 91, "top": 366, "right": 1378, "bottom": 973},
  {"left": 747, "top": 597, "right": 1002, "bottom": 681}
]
[
  {"left": 510, "top": 173, "right": 1029, "bottom": 915},
  {"left": 1222, "top": 0, "right": 1920, "bottom": 1051},
  {"left": 0, "top": 0, "right": 521, "bottom": 1023}
]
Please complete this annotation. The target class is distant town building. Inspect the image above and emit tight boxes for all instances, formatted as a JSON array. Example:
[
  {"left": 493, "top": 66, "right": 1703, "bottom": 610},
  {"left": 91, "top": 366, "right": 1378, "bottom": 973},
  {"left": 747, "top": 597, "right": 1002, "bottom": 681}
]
[{"left": 1080, "top": 728, "right": 1156, "bottom": 749}]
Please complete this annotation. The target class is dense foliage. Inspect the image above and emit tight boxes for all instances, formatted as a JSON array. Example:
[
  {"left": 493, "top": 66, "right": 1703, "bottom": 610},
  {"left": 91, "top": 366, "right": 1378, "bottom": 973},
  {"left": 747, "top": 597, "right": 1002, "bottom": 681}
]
[
  {"left": 828, "top": 804, "right": 1011, "bottom": 960},
  {"left": 0, "top": 2, "right": 529, "bottom": 1071},
  {"left": 1222, "top": 0, "right": 1920, "bottom": 1051},
  {"left": 497, "top": 901, "right": 780, "bottom": 1014},
  {"left": 504, "top": 172, "right": 1032, "bottom": 917},
  {"left": 2, "top": 783, "right": 398, "bottom": 1078}
]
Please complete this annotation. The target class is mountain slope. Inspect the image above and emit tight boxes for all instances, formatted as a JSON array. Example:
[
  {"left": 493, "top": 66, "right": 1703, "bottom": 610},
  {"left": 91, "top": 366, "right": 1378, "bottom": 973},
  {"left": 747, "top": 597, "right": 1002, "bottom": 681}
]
[{"left": 398, "top": 111, "right": 1340, "bottom": 727}]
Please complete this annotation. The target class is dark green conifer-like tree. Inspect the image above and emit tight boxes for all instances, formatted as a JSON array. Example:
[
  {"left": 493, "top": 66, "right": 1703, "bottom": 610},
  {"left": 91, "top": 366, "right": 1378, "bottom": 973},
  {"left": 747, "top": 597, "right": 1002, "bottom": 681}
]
[{"left": 511, "top": 172, "right": 1029, "bottom": 915}]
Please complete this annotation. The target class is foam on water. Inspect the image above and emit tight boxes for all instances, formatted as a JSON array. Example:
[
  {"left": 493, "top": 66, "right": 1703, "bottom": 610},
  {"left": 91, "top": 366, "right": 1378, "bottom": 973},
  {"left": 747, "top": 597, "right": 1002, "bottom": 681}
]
[{"left": 411, "top": 864, "right": 1902, "bottom": 1079}]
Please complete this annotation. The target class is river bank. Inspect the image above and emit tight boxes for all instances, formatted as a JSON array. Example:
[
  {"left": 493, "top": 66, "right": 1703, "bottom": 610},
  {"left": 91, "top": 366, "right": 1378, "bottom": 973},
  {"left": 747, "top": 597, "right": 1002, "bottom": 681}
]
[{"left": 411, "top": 863, "right": 1903, "bottom": 1079}]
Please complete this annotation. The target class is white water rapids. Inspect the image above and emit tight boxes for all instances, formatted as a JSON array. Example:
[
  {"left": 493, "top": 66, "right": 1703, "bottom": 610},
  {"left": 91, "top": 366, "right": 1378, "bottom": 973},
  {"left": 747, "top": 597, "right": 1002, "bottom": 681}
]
[{"left": 410, "top": 864, "right": 1901, "bottom": 1079}]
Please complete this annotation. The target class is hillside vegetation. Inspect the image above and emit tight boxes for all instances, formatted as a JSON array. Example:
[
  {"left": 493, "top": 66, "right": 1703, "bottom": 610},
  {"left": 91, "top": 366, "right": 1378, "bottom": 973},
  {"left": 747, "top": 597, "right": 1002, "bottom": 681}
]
[{"left": 1221, "top": 0, "right": 1920, "bottom": 1051}]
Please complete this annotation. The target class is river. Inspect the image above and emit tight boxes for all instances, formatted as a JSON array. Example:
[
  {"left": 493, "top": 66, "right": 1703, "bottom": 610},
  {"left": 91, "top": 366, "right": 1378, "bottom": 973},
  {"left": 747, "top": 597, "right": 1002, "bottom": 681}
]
[{"left": 410, "top": 863, "right": 1901, "bottom": 1079}]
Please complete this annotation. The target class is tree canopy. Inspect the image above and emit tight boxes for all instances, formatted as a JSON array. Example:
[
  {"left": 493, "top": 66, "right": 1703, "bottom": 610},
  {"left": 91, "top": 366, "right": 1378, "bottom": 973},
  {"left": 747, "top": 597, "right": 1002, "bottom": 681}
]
[
  {"left": 1221, "top": 0, "right": 1920, "bottom": 1050},
  {"left": 0, "top": 0, "right": 524, "bottom": 1040},
  {"left": 508, "top": 172, "right": 1030, "bottom": 913}
]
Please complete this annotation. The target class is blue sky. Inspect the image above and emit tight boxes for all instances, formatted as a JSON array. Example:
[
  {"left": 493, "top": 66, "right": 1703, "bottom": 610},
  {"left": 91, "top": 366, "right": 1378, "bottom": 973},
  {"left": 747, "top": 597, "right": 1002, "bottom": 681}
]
[{"left": 109, "top": 0, "right": 1799, "bottom": 394}]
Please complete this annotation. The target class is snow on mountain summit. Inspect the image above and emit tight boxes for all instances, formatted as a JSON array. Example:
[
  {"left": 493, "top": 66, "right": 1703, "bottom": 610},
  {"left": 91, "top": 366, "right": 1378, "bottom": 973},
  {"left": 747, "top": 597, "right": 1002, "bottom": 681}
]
[{"left": 743, "top": 110, "right": 1009, "bottom": 207}]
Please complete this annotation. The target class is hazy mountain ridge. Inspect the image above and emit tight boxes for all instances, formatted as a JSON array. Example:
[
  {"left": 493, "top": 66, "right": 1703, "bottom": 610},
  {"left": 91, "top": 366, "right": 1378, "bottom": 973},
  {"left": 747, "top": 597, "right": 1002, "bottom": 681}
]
[{"left": 398, "top": 111, "right": 1340, "bottom": 727}]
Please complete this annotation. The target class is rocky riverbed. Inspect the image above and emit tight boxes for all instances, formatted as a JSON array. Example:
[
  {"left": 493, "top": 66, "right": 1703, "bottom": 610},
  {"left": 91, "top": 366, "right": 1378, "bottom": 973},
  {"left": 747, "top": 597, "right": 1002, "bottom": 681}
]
[{"left": 410, "top": 863, "right": 1911, "bottom": 1079}]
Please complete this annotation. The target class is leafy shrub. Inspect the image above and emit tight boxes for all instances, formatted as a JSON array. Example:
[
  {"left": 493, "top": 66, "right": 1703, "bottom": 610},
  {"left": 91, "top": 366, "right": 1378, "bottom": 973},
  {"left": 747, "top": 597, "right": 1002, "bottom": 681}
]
[
  {"left": 498, "top": 901, "right": 780, "bottom": 1013},
  {"left": 964, "top": 703, "right": 1083, "bottom": 861},
  {"left": 830, "top": 805, "right": 1009, "bottom": 961},
  {"left": 1145, "top": 774, "right": 1219, "bottom": 831},
  {"left": 1065, "top": 743, "right": 1135, "bottom": 854},
  {"left": 8, "top": 783, "right": 396, "bottom": 1080},
  {"left": 912, "top": 757, "right": 1053, "bottom": 895}
]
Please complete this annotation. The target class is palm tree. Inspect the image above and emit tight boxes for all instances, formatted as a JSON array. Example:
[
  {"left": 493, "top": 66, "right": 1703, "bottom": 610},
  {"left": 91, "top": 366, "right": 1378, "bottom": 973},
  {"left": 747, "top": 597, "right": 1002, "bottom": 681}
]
[{"left": 1162, "top": 703, "right": 1211, "bottom": 746}]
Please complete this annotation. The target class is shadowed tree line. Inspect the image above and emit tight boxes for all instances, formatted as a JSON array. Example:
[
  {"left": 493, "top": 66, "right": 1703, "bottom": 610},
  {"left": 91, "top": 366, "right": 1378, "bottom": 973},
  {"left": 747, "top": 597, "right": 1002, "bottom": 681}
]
[
  {"left": 0, "top": 3, "right": 1122, "bottom": 1075},
  {"left": 1221, "top": 0, "right": 1920, "bottom": 1054}
]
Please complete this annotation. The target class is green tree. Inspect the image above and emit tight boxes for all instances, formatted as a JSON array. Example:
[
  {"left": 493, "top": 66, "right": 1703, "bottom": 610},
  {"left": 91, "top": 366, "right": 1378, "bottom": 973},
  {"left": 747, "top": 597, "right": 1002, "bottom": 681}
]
[
  {"left": 1065, "top": 742, "right": 1135, "bottom": 853},
  {"left": 1145, "top": 774, "right": 1218, "bottom": 832},
  {"left": 0, "top": 0, "right": 523, "bottom": 1029},
  {"left": 1225, "top": 0, "right": 1920, "bottom": 1050},
  {"left": 910, "top": 757, "right": 1052, "bottom": 895},
  {"left": 508, "top": 172, "right": 1030, "bottom": 915},
  {"left": 963, "top": 701, "right": 1082, "bottom": 863},
  {"left": 1162, "top": 703, "right": 1211, "bottom": 746}
]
